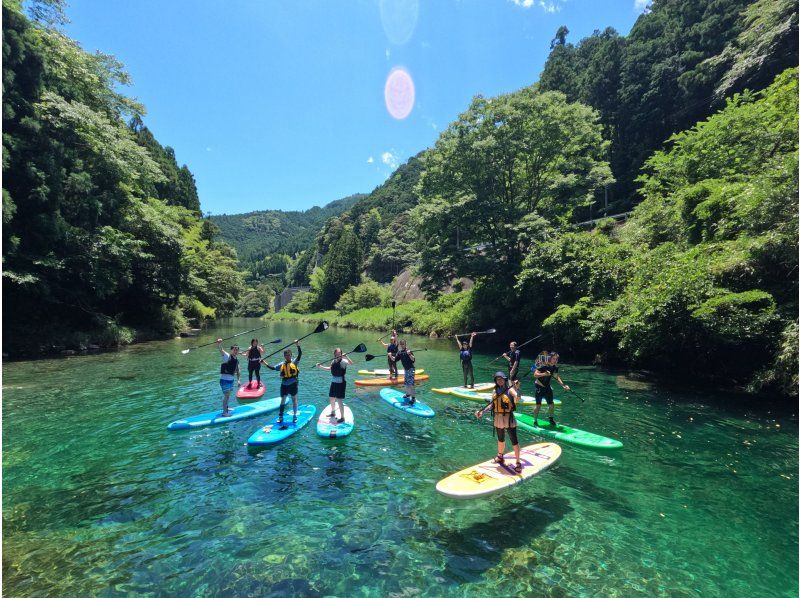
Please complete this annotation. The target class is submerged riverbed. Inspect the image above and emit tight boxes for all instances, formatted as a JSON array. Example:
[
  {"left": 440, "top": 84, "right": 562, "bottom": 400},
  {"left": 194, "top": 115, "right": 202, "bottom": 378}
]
[{"left": 3, "top": 318, "right": 797, "bottom": 596}]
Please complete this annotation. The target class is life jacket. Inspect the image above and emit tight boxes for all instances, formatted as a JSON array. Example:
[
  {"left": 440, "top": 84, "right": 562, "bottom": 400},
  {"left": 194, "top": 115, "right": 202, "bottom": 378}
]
[
  {"left": 279, "top": 360, "right": 299, "bottom": 380},
  {"left": 220, "top": 355, "right": 238, "bottom": 376},
  {"left": 460, "top": 349, "right": 472, "bottom": 362},
  {"left": 491, "top": 386, "right": 516, "bottom": 414},
  {"left": 247, "top": 347, "right": 261, "bottom": 362},
  {"left": 331, "top": 359, "right": 346, "bottom": 378}
]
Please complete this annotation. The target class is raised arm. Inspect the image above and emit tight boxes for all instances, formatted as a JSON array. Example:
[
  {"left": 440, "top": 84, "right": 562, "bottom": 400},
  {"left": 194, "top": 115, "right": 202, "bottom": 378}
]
[
  {"left": 453, "top": 335, "right": 462, "bottom": 350},
  {"left": 469, "top": 332, "right": 476, "bottom": 349}
]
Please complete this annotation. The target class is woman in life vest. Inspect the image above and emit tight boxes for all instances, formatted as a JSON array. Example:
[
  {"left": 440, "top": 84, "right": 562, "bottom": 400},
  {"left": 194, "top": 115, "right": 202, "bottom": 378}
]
[
  {"left": 454, "top": 331, "right": 476, "bottom": 388},
  {"left": 380, "top": 330, "right": 399, "bottom": 379},
  {"left": 475, "top": 371, "right": 523, "bottom": 473},
  {"left": 216, "top": 339, "right": 241, "bottom": 417},
  {"left": 263, "top": 340, "right": 302, "bottom": 428},
  {"left": 532, "top": 351, "right": 569, "bottom": 427},
  {"left": 391, "top": 339, "right": 416, "bottom": 404},
  {"left": 244, "top": 338, "right": 265, "bottom": 390},
  {"left": 316, "top": 347, "right": 353, "bottom": 423}
]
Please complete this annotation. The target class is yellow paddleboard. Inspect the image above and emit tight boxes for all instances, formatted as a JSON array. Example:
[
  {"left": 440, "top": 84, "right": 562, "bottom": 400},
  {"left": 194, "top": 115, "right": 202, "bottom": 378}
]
[
  {"left": 354, "top": 374, "right": 430, "bottom": 387},
  {"left": 357, "top": 368, "right": 425, "bottom": 376},
  {"left": 435, "top": 442, "right": 561, "bottom": 499},
  {"left": 431, "top": 383, "right": 495, "bottom": 395}
]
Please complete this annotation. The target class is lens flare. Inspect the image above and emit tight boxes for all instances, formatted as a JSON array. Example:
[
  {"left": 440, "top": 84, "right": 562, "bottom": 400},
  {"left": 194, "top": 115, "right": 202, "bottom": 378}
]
[
  {"left": 379, "top": 0, "right": 419, "bottom": 46},
  {"left": 384, "top": 68, "right": 415, "bottom": 120}
]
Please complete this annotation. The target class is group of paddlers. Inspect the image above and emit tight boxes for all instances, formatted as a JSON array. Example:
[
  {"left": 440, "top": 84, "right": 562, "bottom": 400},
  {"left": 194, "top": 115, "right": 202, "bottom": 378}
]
[{"left": 213, "top": 328, "right": 571, "bottom": 473}]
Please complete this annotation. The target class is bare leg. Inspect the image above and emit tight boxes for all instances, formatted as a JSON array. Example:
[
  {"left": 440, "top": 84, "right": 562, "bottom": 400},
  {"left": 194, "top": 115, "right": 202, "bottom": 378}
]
[
  {"left": 329, "top": 396, "right": 336, "bottom": 418},
  {"left": 222, "top": 390, "right": 232, "bottom": 415},
  {"left": 336, "top": 398, "right": 345, "bottom": 420}
]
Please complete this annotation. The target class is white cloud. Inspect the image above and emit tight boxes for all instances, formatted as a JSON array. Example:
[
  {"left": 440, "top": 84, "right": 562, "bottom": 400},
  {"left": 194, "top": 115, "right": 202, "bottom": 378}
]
[
  {"left": 510, "top": 0, "right": 565, "bottom": 11},
  {"left": 633, "top": 0, "right": 648, "bottom": 11},
  {"left": 367, "top": 156, "right": 374, "bottom": 163},
  {"left": 381, "top": 151, "right": 399, "bottom": 169}
]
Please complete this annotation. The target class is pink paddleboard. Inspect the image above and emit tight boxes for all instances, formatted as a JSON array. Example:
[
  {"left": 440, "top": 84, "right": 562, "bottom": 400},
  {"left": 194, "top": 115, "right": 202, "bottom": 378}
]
[{"left": 236, "top": 383, "right": 266, "bottom": 400}]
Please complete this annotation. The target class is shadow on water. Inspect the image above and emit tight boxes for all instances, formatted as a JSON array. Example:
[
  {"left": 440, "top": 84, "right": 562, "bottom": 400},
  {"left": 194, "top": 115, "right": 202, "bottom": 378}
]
[
  {"left": 553, "top": 465, "right": 637, "bottom": 519},
  {"left": 433, "top": 496, "right": 573, "bottom": 582}
]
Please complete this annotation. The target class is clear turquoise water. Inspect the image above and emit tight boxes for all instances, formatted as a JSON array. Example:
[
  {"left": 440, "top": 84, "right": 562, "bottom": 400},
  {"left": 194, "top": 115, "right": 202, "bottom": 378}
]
[{"left": 3, "top": 319, "right": 797, "bottom": 596}]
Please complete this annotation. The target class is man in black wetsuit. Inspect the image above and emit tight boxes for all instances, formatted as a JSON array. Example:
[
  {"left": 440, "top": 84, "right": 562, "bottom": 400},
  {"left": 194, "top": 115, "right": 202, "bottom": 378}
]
[
  {"left": 502, "top": 341, "right": 522, "bottom": 381},
  {"left": 532, "top": 352, "right": 570, "bottom": 426}
]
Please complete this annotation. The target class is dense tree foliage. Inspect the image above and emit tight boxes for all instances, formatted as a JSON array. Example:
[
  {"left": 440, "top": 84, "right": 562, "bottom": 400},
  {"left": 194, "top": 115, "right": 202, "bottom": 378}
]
[
  {"left": 413, "top": 88, "right": 612, "bottom": 289},
  {"left": 537, "top": 0, "right": 798, "bottom": 211},
  {"left": 2, "top": 1, "right": 243, "bottom": 353}
]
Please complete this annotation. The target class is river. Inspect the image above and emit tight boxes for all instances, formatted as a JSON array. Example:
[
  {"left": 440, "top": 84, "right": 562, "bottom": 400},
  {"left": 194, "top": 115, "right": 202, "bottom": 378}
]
[{"left": 3, "top": 318, "right": 797, "bottom": 596}]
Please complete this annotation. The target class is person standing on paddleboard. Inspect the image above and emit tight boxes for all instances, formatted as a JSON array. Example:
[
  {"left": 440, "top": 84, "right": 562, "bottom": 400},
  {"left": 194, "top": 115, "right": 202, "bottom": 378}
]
[
  {"left": 216, "top": 339, "right": 241, "bottom": 417},
  {"left": 245, "top": 339, "right": 265, "bottom": 390},
  {"left": 502, "top": 341, "right": 522, "bottom": 381},
  {"left": 455, "top": 332, "right": 477, "bottom": 388},
  {"left": 380, "top": 330, "right": 399, "bottom": 379},
  {"left": 532, "top": 352, "right": 569, "bottom": 427},
  {"left": 316, "top": 347, "right": 353, "bottom": 423},
  {"left": 392, "top": 339, "right": 416, "bottom": 404},
  {"left": 263, "top": 340, "right": 302, "bottom": 428},
  {"left": 475, "top": 371, "right": 523, "bottom": 473}
]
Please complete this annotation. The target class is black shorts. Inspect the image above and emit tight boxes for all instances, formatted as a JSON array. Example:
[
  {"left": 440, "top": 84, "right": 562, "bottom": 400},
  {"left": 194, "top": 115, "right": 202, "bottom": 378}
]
[
  {"left": 329, "top": 381, "right": 346, "bottom": 399},
  {"left": 535, "top": 385, "right": 554, "bottom": 405},
  {"left": 280, "top": 382, "right": 298, "bottom": 397}
]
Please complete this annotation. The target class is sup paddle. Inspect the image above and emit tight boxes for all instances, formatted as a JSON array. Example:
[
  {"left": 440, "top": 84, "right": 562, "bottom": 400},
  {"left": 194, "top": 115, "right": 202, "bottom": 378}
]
[
  {"left": 261, "top": 321, "right": 329, "bottom": 362},
  {"left": 364, "top": 348, "right": 428, "bottom": 361},
  {"left": 313, "top": 343, "right": 368, "bottom": 367},
  {"left": 181, "top": 326, "right": 280, "bottom": 354},
  {"left": 487, "top": 333, "right": 545, "bottom": 365},
  {"left": 448, "top": 328, "right": 496, "bottom": 338},
  {"left": 376, "top": 321, "right": 413, "bottom": 342}
]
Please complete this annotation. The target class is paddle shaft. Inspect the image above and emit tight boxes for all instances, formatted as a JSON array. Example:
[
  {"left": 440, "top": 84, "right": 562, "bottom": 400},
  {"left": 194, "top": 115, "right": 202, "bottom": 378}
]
[
  {"left": 313, "top": 344, "right": 366, "bottom": 368},
  {"left": 488, "top": 333, "right": 544, "bottom": 365},
  {"left": 262, "top": 323, "right": 327, "bottom": 361},
  {"left": 449, "top": 329, "right": 496, "bottom": 338},
  {"left": 183, "top": 325, "right": 270, "bottom": 353}
]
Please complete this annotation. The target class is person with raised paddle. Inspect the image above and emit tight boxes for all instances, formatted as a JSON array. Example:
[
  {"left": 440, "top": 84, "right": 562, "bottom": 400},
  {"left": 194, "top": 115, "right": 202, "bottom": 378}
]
[
  {"left": 316, "top": 347, "right": 354, "bottom": 423},
  {"left": 380, "top": 330, "right": 399, "bottom": 379},
  {"left": 454, "top": 331, "right": 477, "bottom": 388},
  {"left": 475, "top": 371, "right": 523, "bottom": 473},
  {"left": 502, "top": 341, "right": 522, "bottom": 381},
  {"left": 216, "top": 339, "right": 241, "bottom": 417},
  {"left": 244, "top": 338, "right": 265, "bottom": 390},
  {"left": 532, "top": 351, "right": 570, "bottom": 427},
  {"left": 262, "top": 340, "right": 302, "bottom": 428},
  {"left": 391, "top": 339, "right": 416, "bottom": 404}
]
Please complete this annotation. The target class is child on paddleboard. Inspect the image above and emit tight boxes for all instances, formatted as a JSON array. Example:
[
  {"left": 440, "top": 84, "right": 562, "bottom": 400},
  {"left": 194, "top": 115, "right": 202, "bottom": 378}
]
[
  {"left": 475, "top": 371, "right": 523, "bottom": 473},
  {"left": 216, "top": 339, "right": 241, "bottom": 417},
  {"left": 502, "top": 341, "right": 522, "bottom": 381},
  {"left": 263, "top": 340, "right": 302, "bottom": 429},
  {"left": 316, "top": 347, "right": 353, "bottom": 423},
  {"left": 245, "top": 338, "right": 265, "bottom": 389},
  {"left": 532, "top": 352, "right": 569, "bottom": 427},
  {"left": 391, "top": 339, "right": 416, "bottom": 404},
  {"left": 380, "top": 330, "right": 399, "bottom": 379},
  {"left": 455, "top": 331, "right": 477, "bottom": 388}
]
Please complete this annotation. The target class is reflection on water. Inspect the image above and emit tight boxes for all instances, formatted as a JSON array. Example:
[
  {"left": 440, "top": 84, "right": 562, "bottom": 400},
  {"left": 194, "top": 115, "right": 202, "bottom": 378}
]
[{"left": 3, "top": 318, "right": 798, "bottom": 596}]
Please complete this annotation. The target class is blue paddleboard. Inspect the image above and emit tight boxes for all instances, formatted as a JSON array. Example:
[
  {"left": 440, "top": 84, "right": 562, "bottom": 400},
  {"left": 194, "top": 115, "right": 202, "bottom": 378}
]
[
  {"left": 379, "top": 388, "right": 435, "bottom": 418},
  {"left": 168, "top": 396, "right": 283, "bottom": 430},
  {"left": 316, "top": 404, "right": 355, "bottom": 438},
  {"left": 247, "top": 404, "right": 317, "bottom": 446}
]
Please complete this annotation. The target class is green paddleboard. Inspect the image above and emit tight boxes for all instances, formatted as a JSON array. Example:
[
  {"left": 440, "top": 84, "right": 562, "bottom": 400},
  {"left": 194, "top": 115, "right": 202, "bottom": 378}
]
[{"left": 515, "top": 413, "right": 622, "bottom": 450}]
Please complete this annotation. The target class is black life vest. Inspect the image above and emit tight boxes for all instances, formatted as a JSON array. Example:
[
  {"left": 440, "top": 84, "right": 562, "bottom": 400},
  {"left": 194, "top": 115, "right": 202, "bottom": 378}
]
[
  {"left": 247, "top": 347, "right": 261, "bottom": 362},
  {"left": 331, "top": 358, "right": 346, "bottom": 378},
  {"left": 460, "top": 349, "right": 472, "bottom": 362},
  {"left": 220, "top": 355, "right": 238, "bottom": 376}
]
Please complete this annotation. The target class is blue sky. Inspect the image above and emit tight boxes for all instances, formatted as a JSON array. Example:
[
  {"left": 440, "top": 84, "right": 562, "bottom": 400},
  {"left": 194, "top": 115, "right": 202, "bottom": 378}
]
[{"left": 64, "top": 0, "right": 644, "bottom": 214}]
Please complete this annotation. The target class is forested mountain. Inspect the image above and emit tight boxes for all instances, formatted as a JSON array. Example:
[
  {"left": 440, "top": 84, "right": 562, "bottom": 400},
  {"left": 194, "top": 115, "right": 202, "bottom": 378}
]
[
  {"left": 537, "top": 0, "right": 797, "bottom": 212},
  {"left": 210, "top": 194, "right": 362, "bottom": 274},
  {"left": 2, "top": 0, "right": 243, "bottom": 355}
]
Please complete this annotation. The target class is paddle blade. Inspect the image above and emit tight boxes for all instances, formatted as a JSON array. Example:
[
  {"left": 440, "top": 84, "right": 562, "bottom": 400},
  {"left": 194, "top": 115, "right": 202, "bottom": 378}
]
[
  {"left": 315, "top": 321, "right": 329, "bottom": 333},
  {"left": 268, "top": 338, "right": 282, "bottom": 344},
  {"left": 365, "top": 354, "right": 378, "bottom": 361},
  {"left": 181, "top": 349, "right": 191, "bottom": 354},
  {"left": 352, "top": 343, "right": 368, "bottom": 353},
  {"left": 485, "top": 328, "right": 497, "bottom": 334}
]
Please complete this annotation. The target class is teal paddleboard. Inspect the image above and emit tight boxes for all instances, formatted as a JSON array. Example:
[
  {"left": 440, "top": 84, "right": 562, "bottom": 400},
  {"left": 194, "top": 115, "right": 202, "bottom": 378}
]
[
  {"left": 379, "top": 388, "right": 435, "bottom": 418},
  {"left": 168, "top": 396, "right": 283, "bottom": 430},
  {"left": 515, "top": 413, "right": 623, "bottom": 450},
  {"left": 247, "top": 404, "right": 316, "bottom": 446},
  {"left": 316, "top": 404, "right": 354, "bottom": 438}
]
